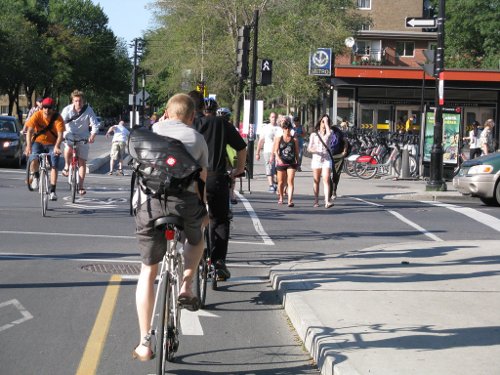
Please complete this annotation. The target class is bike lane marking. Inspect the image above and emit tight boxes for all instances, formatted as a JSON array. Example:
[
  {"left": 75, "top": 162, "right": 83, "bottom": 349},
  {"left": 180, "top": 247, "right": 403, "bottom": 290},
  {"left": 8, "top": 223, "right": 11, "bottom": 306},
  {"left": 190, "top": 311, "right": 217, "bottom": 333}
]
[
  {"left": 235, "top": 191, "right": 274, "bottom": 246},
  {"left": 0, "top": 299, "right": 33, "bottom": 333},
  {"left": 353, "top": 197, "right": 444, "bottom": 242},
  {"left": 421, "top": 201, "right": 500, "bottom": 232},
  {"left": 75, "top": 274, "right": 121, "bottom": 375}
]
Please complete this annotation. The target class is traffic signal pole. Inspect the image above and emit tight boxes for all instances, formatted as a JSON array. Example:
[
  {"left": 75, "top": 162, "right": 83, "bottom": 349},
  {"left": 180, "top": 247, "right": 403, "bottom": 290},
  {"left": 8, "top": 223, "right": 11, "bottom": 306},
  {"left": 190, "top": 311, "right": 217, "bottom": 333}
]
[
  {"left": 426, "top": 0, "right": 447, "bottom": 191},
  {"left": 247, "top": 9, "right": 259, "bottom": 180}
]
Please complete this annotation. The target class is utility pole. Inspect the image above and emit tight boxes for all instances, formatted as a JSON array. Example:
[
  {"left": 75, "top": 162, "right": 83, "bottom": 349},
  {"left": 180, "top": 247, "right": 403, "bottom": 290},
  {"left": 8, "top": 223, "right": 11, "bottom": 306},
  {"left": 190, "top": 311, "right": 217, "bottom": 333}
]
[
  {"left": 131, "top": 38, "right": 139, "bottom": 129},
  {"left": 247, "top": 9, "right": 259, "bottom": 180},
  {"left": 426, "top": 0, "right": 446, "bottom": 191}
]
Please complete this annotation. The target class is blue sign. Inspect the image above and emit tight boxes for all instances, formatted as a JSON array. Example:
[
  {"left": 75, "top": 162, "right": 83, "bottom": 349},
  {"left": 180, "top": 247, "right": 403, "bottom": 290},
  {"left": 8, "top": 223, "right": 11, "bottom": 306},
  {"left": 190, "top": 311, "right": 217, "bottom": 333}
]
[{"left": 309, "top": 48, "right": 332, "bottom": 76}]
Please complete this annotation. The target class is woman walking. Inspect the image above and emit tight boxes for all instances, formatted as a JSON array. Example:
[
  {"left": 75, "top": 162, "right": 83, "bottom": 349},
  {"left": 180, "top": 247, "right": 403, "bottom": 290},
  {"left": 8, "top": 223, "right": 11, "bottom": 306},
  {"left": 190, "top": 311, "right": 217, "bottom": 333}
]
[
  {"left": 307, "top": 114, "right": 334, "bottom": 208},
  {"left": 271, "top": 118, "right": 299, "bottom": 207}
]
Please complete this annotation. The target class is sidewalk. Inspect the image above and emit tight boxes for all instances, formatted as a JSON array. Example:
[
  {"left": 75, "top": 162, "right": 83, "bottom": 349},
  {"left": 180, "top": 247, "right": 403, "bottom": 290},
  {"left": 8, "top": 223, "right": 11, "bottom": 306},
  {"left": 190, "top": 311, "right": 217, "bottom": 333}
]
[{"left": 88, "top": 145, "right": 500, "bottom": 374}]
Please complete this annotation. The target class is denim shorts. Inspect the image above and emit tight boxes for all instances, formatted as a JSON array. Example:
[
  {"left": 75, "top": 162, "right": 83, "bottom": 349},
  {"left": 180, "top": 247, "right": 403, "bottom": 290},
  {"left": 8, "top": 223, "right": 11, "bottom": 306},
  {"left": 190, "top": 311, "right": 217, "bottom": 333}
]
[{"left": 29, "top": 143, "right": 60, "bottom": 167}]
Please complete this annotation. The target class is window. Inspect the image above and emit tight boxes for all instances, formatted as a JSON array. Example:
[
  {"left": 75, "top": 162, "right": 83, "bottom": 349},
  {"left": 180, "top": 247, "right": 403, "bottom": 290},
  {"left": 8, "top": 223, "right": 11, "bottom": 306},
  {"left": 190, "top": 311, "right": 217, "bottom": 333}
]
[
  {"left": 396, "top": 41, "right": 415, "bottom": 57},
  {"left": 357, "top": 0, "right": 371, "bottom": 9},
  {"left": 360, "top": 22, "right": 371, "bottom": 31}
]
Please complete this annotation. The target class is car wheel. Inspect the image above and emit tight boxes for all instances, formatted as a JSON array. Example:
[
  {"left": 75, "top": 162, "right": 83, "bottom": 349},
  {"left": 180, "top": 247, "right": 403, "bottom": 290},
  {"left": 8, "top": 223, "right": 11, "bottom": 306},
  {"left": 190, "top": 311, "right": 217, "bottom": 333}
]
[{"left": 494, "top": 179, "right": 500, "bottom": 206}]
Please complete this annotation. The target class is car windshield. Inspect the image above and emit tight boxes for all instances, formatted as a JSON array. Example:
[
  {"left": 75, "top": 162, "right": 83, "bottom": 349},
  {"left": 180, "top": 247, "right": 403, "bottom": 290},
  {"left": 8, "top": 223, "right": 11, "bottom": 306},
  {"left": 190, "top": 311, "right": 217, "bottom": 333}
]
[{"left": 0, "top": 121, "right": 16, "bottom": 133}]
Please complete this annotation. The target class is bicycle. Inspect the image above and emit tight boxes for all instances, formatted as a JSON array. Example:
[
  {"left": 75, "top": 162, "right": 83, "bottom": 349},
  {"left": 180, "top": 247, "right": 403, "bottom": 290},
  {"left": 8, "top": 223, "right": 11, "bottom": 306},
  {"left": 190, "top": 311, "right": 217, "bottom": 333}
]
[
  {"left": 65, "top": 135, "right": 88, "bottom": 203},
  {"left": 149, "top": 215, "right": 184, "bottom": 374},
  {"left": 26, "top": 152, "right": 51, "bottom": 217}
]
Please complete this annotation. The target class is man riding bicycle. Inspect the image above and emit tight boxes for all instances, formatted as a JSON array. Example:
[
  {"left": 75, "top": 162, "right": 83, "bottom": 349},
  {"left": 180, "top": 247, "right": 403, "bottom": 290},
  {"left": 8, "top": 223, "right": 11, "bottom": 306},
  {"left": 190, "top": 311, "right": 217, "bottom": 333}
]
[
  {"left": 24, "top": 97, "right": 64, "bottom": 201},
  {"left": 61, "top": 90, "right": 99, "bottom": 196}
]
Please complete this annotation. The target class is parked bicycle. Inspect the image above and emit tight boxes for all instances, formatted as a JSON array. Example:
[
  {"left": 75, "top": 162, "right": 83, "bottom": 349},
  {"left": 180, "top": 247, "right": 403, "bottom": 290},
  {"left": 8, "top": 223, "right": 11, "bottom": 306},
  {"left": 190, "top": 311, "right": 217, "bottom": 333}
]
[
  {"left": 26, "top": 152, "right": 51, "bottom": 217},
  {"left": 65, "top": 135, "right": 88, "bottom": 203}
]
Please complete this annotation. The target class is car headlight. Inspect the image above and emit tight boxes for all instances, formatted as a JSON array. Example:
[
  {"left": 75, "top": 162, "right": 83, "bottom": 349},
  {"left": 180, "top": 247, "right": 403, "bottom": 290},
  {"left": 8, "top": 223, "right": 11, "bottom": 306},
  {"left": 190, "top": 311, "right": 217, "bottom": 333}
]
[
  {"left": 468, "top": 164, "right": 494, "bottom": 174},
  {"left": 2, "top": 140, "right": 19, "bottom": 148}
]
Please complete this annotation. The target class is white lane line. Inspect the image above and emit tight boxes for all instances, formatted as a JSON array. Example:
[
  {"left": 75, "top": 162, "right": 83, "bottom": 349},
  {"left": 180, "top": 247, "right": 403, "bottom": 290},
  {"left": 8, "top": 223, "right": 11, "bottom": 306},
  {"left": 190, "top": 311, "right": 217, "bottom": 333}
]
[
  {"left": 236, "top": 191, "right": 274, "bottom": 246},
  {"left": 354, "top": 197, "right": 443, "bottom": 242},
  {"left": 421, "top": 201, "right": 500, "bottom": 233},
  {"left": 387, "top": 210, "right": 443, "bottom": 242},
  {"left": 0, "top": 231, "right": 135, "bottom": 239},
  {"left": 0, "top": 299, "right": 34, "bottom": 333},
  {"left": 181, "top": 309, "right": 219, "bottom": 336}
]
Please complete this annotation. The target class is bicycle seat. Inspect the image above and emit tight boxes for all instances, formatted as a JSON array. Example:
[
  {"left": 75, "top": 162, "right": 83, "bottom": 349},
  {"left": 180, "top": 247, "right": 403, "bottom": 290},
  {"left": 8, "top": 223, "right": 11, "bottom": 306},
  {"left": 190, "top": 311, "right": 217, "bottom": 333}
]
[{"left": 154, "top": 215, "right": 184, "bottom": 231}]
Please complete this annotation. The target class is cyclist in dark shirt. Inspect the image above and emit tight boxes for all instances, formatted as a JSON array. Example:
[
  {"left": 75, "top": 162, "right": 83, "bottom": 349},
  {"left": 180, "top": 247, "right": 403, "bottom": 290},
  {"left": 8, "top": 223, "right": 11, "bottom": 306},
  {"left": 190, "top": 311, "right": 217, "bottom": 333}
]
[{"left": 189, "top": 91, "right": 247, "bottom": 279}]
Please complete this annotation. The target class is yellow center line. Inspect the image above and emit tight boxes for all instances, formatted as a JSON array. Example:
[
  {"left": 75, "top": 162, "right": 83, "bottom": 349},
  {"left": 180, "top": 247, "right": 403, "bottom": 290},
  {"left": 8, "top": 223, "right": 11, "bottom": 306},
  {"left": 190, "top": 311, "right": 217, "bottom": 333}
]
[{"left": 75, "top": 274, "right": 122, "bottom": 375}]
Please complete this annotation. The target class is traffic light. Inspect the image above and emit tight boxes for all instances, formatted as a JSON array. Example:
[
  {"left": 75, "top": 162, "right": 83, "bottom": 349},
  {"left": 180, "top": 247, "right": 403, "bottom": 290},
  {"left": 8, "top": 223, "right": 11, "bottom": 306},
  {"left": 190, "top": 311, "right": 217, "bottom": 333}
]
[
  {"left": 422, "top": 49, "right": 436, "bottom": 78},
  {"left": 236, "top": 26, "right": 250, "bottom": 79},
  {"left": 261, "top": 59, "right": 272, "bottom": 86}
]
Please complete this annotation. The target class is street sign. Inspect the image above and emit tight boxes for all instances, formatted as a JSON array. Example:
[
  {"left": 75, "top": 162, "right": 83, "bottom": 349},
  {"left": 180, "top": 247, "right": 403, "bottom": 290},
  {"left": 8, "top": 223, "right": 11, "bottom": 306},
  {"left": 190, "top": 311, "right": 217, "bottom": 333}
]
[
  {"left": 129, "top": 90, "right": 150, "bottom": 106},
  {"left": 405, "top": 17, "right": 436, "bottom": 28},
  {"left": 309, "top": 48, "right": 332, "bottom": 76}
]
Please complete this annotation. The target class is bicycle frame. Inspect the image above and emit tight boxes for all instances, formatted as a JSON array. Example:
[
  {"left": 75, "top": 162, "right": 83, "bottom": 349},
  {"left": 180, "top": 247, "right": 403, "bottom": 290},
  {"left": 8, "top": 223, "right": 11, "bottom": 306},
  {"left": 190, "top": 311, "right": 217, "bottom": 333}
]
[{"left": 38, "top": 153, "right": 51, "bottom": 217}]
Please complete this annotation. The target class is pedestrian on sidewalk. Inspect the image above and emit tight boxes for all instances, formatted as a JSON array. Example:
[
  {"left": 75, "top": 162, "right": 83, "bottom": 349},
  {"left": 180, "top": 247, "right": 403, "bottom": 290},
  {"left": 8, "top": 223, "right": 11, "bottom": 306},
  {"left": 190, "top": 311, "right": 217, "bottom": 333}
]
[
  {"left": 292, "top": 116, "right": 305, "bottom": 171},
  {"left": 463, "top": 120, "right": 482, "bottom": 159},
  {"left": 479, "top": 119, "right": 495, "bottom": 155},
  {"left": 271, "top": 118, "right": 299, "bottom": 207},
  {"left": 308, "top": 114, "right": 333, "bottom": 208},
  {"left": 105, "top": 120, "right": 130, "bottom": 175},
  {"left": 256, "top": 112, "right": 280, "bottom": 192}
]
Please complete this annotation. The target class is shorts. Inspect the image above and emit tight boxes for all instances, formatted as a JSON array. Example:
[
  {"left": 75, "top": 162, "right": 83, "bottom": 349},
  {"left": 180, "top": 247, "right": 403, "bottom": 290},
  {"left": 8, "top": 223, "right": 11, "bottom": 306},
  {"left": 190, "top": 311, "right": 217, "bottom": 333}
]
[
  {"left": 65, "top": 141, "right": 90, "bottom": 160},
  {"left": 276, "top": 163, "right": 298, "bottom": 172},
  {"left": 110, "top": 141, "right": 126, "bottom": 160},
  {"left": 311, "top": 154, "right": 332, "bottom": 169},
  {"left": 135, "top": 193, "right": 207, "bottom": 266},
  {"left": 263, "top": 151, "right": 276, "bottom": 176},
  {"left": 29, "top": 143, "right": 60, "bottom": 167}
]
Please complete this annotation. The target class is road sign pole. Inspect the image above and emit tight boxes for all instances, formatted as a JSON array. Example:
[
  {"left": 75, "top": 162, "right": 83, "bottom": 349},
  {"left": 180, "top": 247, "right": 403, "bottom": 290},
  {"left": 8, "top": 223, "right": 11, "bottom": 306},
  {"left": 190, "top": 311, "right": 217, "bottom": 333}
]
[{"left": 427, "top": 0, "right": 447, "bottom": 191}]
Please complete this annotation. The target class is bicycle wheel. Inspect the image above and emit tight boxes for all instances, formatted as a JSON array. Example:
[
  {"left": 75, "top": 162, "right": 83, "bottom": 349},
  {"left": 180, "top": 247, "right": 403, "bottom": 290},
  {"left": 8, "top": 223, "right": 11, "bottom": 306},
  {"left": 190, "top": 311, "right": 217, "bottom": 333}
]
[
  {"left": 354, "top": 160, "right": 378, "bottom": 179},
  {"left": 155, "top": 271, "right": 171, "bottom": 375},
  {"left": 197, "top": 248, "right": 208, "bottom": 308},
  {"left": 40, "top": 167, "right": 49, "bottom": 217},
  {"left": 70, "top": 164, "right": 77, "bottom": 203},
  {"left": 26, "top": 159, "right": 34, "bottom": 191}
]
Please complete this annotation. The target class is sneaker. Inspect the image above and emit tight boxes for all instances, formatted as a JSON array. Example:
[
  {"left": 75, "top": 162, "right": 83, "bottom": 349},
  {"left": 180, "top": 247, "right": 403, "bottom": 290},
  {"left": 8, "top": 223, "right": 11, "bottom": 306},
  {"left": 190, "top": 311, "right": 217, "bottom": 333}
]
[
  {"left": 268, "top": 185, "right": 275, "bottom": 192},
  {"left": 331, "top": 193, "right": 337, "bottom": 201},
  {"left": 31, "top": 177, "right": 39, "bottom": 190},
  {"left": 49, "top": 192, "right": 58, "bottom": 201},
  {"left": 215, "top": 260, "right": 231, "bottom": 280}
]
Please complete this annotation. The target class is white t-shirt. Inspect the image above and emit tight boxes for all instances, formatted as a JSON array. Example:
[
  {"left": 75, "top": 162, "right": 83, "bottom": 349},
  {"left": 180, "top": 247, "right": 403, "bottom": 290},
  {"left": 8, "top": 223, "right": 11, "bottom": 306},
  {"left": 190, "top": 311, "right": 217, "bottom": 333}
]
[
  {"left": 111, "top": 124, "right": 130, "bottom": 143},
  {"left": 469, "top": 129, "right": 481, "bottom": 149},
  {"left": 261, "top": 123, "right": 282, "bottom": 153}
]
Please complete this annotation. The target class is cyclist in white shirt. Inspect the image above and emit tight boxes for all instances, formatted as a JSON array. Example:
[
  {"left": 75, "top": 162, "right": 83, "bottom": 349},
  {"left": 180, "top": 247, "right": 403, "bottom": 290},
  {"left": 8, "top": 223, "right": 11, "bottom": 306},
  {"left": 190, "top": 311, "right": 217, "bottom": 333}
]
[{"left": 60, "top": 90, "right": 99, "bottom": 195}]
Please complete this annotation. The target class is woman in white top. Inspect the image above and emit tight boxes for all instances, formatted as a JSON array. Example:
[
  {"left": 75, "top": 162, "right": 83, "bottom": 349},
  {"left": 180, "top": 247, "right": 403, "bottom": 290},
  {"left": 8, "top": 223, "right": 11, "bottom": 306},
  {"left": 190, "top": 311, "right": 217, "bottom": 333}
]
[
  {"left": 463, "top": 121, "right": 482, "bottom": 159},
  {"left": 307, "top": 114, "right": 333, "bottom": 208}
]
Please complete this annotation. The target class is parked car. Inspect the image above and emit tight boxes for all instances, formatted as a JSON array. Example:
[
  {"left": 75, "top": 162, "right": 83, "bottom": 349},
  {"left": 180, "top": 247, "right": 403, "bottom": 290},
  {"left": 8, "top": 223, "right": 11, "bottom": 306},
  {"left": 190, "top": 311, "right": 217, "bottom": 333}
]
[
  {"left": 453, "top": 152, "right": 500, "bottom": 206},
  {"left": 0, "top": 115, "right": 24, "bottom": 168}
]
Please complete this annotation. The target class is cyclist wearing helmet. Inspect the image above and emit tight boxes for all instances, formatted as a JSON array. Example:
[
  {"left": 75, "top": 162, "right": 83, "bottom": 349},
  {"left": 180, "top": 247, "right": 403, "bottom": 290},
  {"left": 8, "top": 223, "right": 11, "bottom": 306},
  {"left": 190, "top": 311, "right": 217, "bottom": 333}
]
[
  {"left": 190, "top": 92, "right": 247, "bottom": 280},
  {"left": 216, "top": 107, "right": 232, "bottom": 120}
]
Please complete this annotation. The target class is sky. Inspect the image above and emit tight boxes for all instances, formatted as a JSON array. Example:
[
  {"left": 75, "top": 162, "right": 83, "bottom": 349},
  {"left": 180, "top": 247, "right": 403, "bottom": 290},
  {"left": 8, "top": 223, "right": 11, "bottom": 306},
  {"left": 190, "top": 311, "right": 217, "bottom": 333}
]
[{"left": 91, "top": 0, "right": 155, "bottom": 54}]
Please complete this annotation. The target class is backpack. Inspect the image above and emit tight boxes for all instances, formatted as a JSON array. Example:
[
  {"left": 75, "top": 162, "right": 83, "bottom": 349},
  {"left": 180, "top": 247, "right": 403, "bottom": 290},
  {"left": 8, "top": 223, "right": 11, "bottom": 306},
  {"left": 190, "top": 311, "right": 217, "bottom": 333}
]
[
  {"left": 329, "top": 126, "right": 345, "bottom": 155},
  {"left": 128, "top": 127, "right": 202, "bottom": 198}
]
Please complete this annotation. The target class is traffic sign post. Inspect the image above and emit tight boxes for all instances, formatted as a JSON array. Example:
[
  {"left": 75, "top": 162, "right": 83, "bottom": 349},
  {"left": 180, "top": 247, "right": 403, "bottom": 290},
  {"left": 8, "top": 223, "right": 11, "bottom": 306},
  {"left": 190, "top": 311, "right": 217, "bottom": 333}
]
[{"left": 405, "top": 17, "right": 436, "bottom": 28}]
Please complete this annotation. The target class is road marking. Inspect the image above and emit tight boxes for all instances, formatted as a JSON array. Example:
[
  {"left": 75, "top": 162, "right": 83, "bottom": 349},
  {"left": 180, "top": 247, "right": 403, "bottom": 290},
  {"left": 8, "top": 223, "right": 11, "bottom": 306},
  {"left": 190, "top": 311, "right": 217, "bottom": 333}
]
[
  {"left": 387, "top": 210, "right": 443, "bottom": 242},
  {"left": 0, "top": 299, "right": 33, "bottom": 333},
  {"left": 353, "top": 197, "right": 443, "bottom": 242},
  {"left": 76, "top": 274, "right": 121, "bottom": 375},
  {"left": 236, "top": 191, "right": 274, "bottom": 245},
  {"left": 0, "top": 230, "right": 135, "bottom": 239},
  {"left": 421, "top": 201, "right": 500, "bottom": 233},
  {"left": 181, "top": 309, "right": 219, "bottom": 336}
]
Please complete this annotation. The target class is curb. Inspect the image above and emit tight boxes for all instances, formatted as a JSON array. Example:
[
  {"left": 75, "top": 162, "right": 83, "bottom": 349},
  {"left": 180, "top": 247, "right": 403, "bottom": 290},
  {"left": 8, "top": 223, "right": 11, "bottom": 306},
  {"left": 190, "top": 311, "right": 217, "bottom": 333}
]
[
  {"left": 270, "top": 268, "right": 362, "bottom": 375},
  {"left": 87, "top": 152, "right": 110, "bottom": 174}
]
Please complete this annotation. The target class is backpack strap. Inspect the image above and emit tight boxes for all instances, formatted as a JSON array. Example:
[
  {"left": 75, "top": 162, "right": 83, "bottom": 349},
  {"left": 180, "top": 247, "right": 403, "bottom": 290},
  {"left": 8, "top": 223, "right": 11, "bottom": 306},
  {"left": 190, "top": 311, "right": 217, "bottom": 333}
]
[
  {"left": 64, "top": 104, "right": 88, "bottom": 124},
  {"left": 32, "top": 113, "right": 59, "bottom": 143}
]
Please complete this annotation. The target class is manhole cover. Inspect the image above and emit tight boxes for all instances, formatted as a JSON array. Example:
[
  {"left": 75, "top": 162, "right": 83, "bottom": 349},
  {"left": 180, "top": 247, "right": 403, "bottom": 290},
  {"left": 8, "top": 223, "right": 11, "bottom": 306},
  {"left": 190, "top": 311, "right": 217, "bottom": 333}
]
[{"left": 81, "top": 263, "right": 140, "bottom": 275}]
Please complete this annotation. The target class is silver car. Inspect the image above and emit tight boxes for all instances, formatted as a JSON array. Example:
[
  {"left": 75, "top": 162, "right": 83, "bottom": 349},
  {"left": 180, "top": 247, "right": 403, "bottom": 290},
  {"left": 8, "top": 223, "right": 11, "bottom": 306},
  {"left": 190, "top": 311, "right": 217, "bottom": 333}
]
[{"left": 453, "top": 152, "right": 500, "bottom": 206}]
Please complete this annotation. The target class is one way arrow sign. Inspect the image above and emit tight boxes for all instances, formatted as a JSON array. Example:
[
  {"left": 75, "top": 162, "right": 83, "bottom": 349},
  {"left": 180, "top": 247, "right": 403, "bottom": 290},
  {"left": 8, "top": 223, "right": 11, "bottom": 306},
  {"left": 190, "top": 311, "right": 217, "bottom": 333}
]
[{"left": 405, "top": 17, "right": 436, "bottom": 28}]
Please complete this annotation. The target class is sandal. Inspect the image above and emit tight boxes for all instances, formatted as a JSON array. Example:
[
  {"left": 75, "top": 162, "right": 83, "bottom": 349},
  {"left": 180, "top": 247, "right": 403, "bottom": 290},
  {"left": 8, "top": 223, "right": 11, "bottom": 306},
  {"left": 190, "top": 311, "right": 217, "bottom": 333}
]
[
  {"left": 79, "top": 188, "right": 86, "bottom": 195},
  {"left": 313, "top": 202, "right": 320, "bottom": 208},
  {"left": 325, "top": 202, "right": 334, "bottom": 208},
  {"left": 61, "top": 169, "right": 69, "bottom": 177},
  {"left": 278, "top": 199, "right": 283, "bottom": 204},
  {"left": 178, "top": 293, "right": 199, "bottom": 312},
  {"left": 107, "top": 171, "right": 113, "bottom": 175},
  {"left": 117, "top": 169, "right": 124, "bottom": 176},
  {"left": 288, "top": 202, "right": 295, "bottom": 207}
]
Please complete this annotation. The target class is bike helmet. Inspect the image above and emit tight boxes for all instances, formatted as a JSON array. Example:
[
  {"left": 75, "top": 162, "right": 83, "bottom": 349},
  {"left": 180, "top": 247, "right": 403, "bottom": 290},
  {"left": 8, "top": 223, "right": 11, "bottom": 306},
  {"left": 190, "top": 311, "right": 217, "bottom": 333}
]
[
  {"left": 204, "top": 97, "right": 218, "bottom": 113},
  {"left": 216, "top": 107, "right": 232, "bottom": 118}
]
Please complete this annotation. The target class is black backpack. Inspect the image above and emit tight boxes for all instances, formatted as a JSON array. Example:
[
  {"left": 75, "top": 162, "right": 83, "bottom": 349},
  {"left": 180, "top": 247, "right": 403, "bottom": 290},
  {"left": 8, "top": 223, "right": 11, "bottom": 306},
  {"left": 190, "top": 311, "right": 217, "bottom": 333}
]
[{"left": 128, "top": 127, "right": 202, "bottom": 199}]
